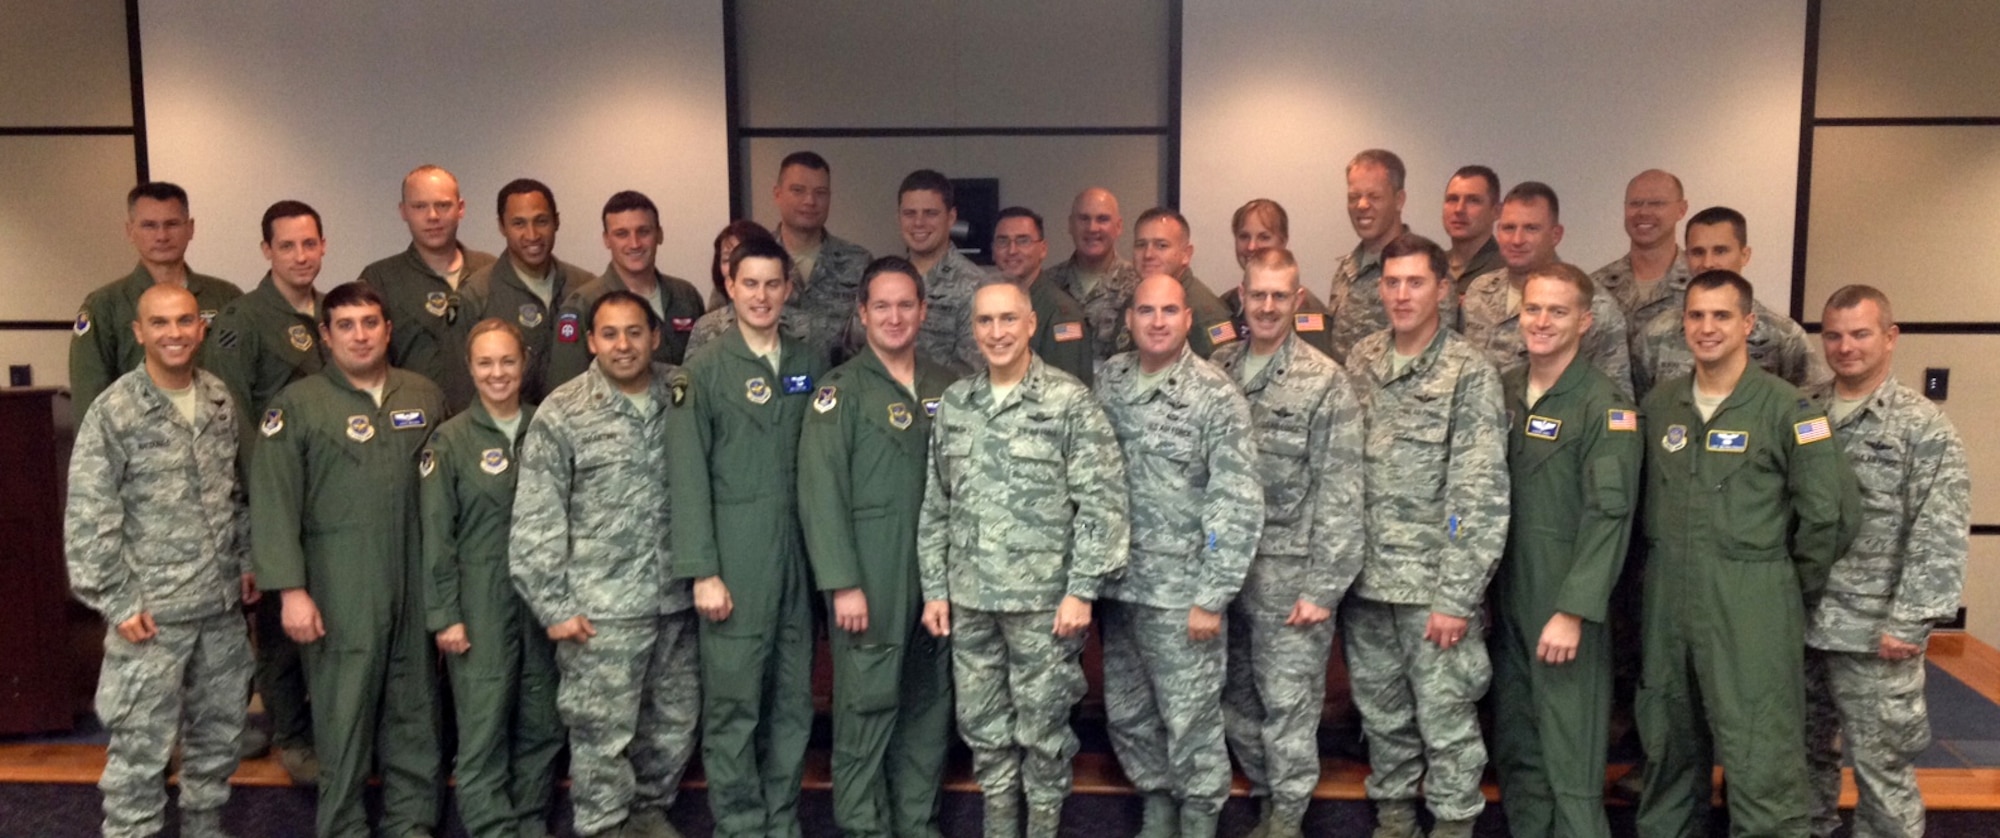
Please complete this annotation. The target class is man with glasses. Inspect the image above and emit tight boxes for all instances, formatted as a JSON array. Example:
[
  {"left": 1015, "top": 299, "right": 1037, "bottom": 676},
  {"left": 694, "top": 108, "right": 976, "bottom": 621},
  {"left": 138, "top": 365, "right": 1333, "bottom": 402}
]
[{"left": 991, "top": 206, "right": 1095, "bottom": 384}]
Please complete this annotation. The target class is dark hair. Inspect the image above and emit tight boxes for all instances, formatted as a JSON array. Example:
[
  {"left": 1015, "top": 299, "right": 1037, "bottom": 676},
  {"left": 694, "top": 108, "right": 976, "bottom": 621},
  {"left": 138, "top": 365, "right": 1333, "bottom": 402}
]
[
  {"left": 1688, "top": 206, "right": 1748, "bottom": 246},
  {"left": 496, "top": 178, "right": 557, "bottom": 219},
  {"left": 127, "top": 182, "right": 189, "bottom": 211},
  {"left": 320, "top": 281, "right": 388, "bottom": 328},
  {"left": 1502, "top": 181, "right": 1561, "bottom": 223},
  {"left": 897, "top": 169, "right": 955, "bottom": 211},
  {"left": 995, "top": 206, "right": 1045, "bottom": 238},
  {"left": 261, "top": 199, "right": 323, "bottom": 244},
  {"left": 777, "top": 150, "right": 831, "bottom": 178},
  {"left": 591, "top": 289, "right": 662, "bottom": 332},
  {"left": 1450, "top": 165, "right": 1501, "bottom": 203},
  {"left": 712, "top": 219, "right": 776, "bottom": 298},
  {"left": 1134, "top": 207, "right": 1192, "bottom": 239},
  {"left": 1349, "top": 149, "right": 1407, "bottom": 191},
  {"left": 1230, "top": 199, "right": 1289, "bottom": 241},
  {"left": 601, "top": 190, "right": 658, "bottom": 229},
  {"left": 1379, "top": 231, "right": 1449, "bottom": 280},
  {"left": 860, "top": 255, "right": 926, "bottom": 304},
  {"left": 1687, "top": 270, "right": 1754, "bottom": 314},
  {"left": 729, "top": 235, "right": 794, "bottom": 282}
]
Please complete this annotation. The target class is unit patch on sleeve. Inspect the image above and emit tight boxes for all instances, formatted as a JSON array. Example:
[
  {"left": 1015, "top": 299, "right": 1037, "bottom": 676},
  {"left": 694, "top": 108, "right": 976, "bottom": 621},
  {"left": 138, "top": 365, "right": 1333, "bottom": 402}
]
[
  {"left": 1053, "top": 321, "right": 1085, "bottom": 343},
  {"left": 418, "top": 448, "right": 436, "bottom": 478},
  {"left": 812, "top": 385, "right": 839, "bottom": 414},
  {"left": 1294, "top": 312, "right": 1325, "bottom": 332},
  {"left": 260, "top": 408, "right": 285, "bottom": 437},
  {"left": 556, "top": 312, "right": 580, "bottom": 343}
]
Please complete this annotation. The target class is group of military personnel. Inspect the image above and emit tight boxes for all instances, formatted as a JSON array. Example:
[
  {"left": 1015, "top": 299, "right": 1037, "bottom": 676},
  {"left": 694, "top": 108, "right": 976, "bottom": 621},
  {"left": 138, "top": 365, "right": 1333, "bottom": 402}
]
[{"left": 63, "top": 146, "right": 1967, "bottom": 838}]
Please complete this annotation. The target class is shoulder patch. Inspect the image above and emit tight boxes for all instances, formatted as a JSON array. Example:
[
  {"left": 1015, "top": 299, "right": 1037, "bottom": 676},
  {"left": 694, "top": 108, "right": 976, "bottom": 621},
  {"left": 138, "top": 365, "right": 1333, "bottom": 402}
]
[
  {"left": 260, "top": 408, "right": 285, "bottom": 437},
  {"left": 670, "top": 378, "right": 688, "bottom": 407},
  {"left": 1053, "top": 321, "right": 1085, "bottom": 343},
  {"left": 73, "top": 310, "right": 91, "bottom": 336},
  {"left": 556, "top": 312, "right": 580, "bottom": 343},
  {"left": 1295, "top": 312, "right": 1325, "bottom": 332},
  {"left": 287, "top": 324, "right": 314, "bottom": 352},
  {"left": 418, "top": 448, "right": 436, "bottom": 478},
  {"left": 1607, "top": 408, "right": 1637, "bottom": 432},
  {"left": 1207, "top": 320, "right": 1238, "bottom": 344},
  {"left": 1794, "top": 416, "right": 1832, "bottom": 445},
  {"left": 215, "top": 328, "right": 240, "bottom": 349},
  {"left": 812, "top": 385, "right": 839, "bottom": 414}
]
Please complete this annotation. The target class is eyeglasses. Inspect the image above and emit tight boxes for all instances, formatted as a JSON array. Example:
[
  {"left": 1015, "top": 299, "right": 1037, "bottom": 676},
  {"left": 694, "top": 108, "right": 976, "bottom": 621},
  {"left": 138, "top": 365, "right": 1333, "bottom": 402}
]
[{"left": 993, "top": 236, "right": 1043, "bottom": 250}]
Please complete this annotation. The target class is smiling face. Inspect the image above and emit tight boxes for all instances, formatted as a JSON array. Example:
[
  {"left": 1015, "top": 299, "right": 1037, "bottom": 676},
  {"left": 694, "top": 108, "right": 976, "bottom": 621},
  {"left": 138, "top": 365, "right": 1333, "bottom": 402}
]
[
  {"left": 1234, "top": 213, "right": 1285, "bottom": 267},
  {"left": 603, "top": 208, "right": 661, "bottom": 278},
  {"left": 899, "top": 188, "right": 955, "bottom": 260},
  {"left": 1068, "top": 188, "right": 1123, "bottom": 262},
  {"left": 262, "top": 214, "right": 325, "bottom": 294},
  {"left": 321, "top": 301, "right": 391, "bottom": 379},
  {"left": 728, "top": 255, "right": 792, "bottom": 332},
  {"left": 1496, "top": 197, "right": 1563, "bottom": 273},
  {"left": 468, "top": 328, "right": 524, "bottom": 408},
  {"left": 400, "top": 170, "right": 464, "bottom": 251},
  {"left": 972, "top": 282, "right": 1036, "bottom": 373},
  {"left": 500, "top": 190, "right": 558, "bottom": 272},
  {"left": 1380, "top": 253, "right": 1444, "bottom": 339},
  {"left": 1519, "top": 274, "right": 1593, "bottom": 362},
  {"left": 1623, "top": 171, "right": 1687, "bottom": 250},
  {"left": 992, "top": 216, "right": 1048, "bottom": 282},
  {"left": 860, "top": 270, "right": 926, "bottom": 356},
  {"left": 586, "top": 298, "right": 660, "bottom": 392},
  {"left": 1682, "top": 284, "right": 1754, "bottom": 367},
  {"left": 126, "top": 196, "right": 195, "bottom": 268},
  {"left": 1240, "top": 262, "right": 1301, "bottom": 346},
  {"left": 1133, "top": 216, "right": 1193, "bottom": 278},
  {"left": 1128, "top": 274, "right": 1192, "bottom": 368},
  {"left": 133, "top": 286, "right": 205, "bottom": 376}
]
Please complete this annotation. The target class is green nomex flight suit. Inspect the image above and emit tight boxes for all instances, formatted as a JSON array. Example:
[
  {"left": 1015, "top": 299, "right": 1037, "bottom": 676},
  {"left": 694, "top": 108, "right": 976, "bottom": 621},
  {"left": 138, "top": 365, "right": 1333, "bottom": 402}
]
[
  {"left": 546, "top": 266, "right": 707, "bottom": 385},
  {"left": 1629, "top": 294, "right": 1830, "bottom": 401},
  {"left": 917, "top": 355, "right": 1131, "bottom": 836},
  {"left": 1043, "top": 253, "right": 1140, "bottom": 367},
  {"left": 1096, "top": 345, "right": 1264, "bottom": 835},
  {"left": 1802, "top": 376, "right": 1968, "bottom": 838},
  {"left": 1109, "top": 269, "right": 1238, "bottom": 360},
  {"left": 511, "top": 363, "right": 700, "bottom": 838},
  {"left": 669, "top": 327, "right": 829, "bottom": 838},
  {"left": 204, "top": 273, "right": 324, "bottom": 754},
  {"left": 251, "top": 366, "right": 445, "bottom": 838},
  {"left": 1026, "top": 276, "right": 1097, "bottom": 386},
  {"left": 1221, "top": 285, "right": 1338, "bottom": 358},
  {"left": 797, "top": 347, "right": 958, "bottom": 838},
  {"left": 66, "top": 368, "right": 253, "bottom": 838},
  {"left": 420, "top": 403, "right": 563, "bottom": 838},
  {"left": 1211, "top": 333, "right": 1365, "bottom": 833},
  {"left": 1489, "top": 359, "right": 1641, "bottom": 838},
  {"left": 1456, "top": 266, "right": 1635, "bottom": 400},
  {"left": 1635, "top": 365, "right": 1860, "bottom": 838},
  {"left": 358, "top": 243, "right": 498, "bottom": 414},
  {"left": 460, "top": 256, "right": 597, "bottom": 405},
  {"left": 70, "top": 264, "right": 242, "bottom": 422}
]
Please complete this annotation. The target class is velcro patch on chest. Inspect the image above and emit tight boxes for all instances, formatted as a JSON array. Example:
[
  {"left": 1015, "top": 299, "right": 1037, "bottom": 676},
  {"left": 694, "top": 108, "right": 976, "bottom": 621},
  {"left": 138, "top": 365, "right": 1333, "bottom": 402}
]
[
  {"left": 1524, "top": 415, "right": 1561, "bottom": 440},
  {"left": 390, "top": 409, "right": 427, "bottom": 430},
  {"left": 1705, "top": 430, "right": 1748, "bottom": 452},
  {"left": 782, "top": 374, "right": 813, "bottom": 395}
]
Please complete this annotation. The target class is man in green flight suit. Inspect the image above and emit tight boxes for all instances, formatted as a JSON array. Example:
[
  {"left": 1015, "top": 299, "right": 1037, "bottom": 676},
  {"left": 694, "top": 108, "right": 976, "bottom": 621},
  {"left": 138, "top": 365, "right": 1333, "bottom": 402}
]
[
  {"left": 669, "top": 236, "right": 829, "bottom": 838},
  {"left": 1126, "top": 208, "right": 1238, "bottom": 359},
  {"left": 71, "top": 181, "right": 242, "bottom": 422},
  {"left": 358, "top": 165, "right": 498, "bottom": 414},
  {"left": 798, "top": 256, "right": 958, "bottom": 838},
  {"left": 990, "top": 207, "right": 1096, "bottom": 385},
  {"left": 1487, "top": 264, "right": 1642, "bottom": 838},
  {"left": 461, "top": 178, "right": 599, "bottom": 404},
  {"left": 1635, "top": 270, "right": 1860, "bottom": 838},
  {"left": 546, "top": 190, "right": 708, "bottom": 385},
  {"left": 252, "top": 282, "right": 445, "bottom": 838},
  {"left": 204, "top": 199, "right": 328, "bottom": 783}
]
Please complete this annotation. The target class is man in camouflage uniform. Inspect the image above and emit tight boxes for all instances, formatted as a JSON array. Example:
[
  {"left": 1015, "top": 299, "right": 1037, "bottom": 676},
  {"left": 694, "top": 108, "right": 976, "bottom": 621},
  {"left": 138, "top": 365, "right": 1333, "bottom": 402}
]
[
  {"left": 460, "top": 178, "right": 599, "bottom": 404},
  {"left": 1456, "top": 182, "right": 1632, "bottom": 398},
  {"left": 1487, "top": 265, "right": 1642, "bottom": 838},
  {"left": 1096, "top": 273, "right": 1262, "bottom": 838},
  {"left": 511, "top": 292, "right": 698, "bottom": 838},
  {"left": 896, "top": 169, "right": 987, "bottom": 374},
  {"left": 799, "top": 257, "right": 958, "bottom": 838},
  {"left": 66, "top": 284, "right": 254, "bottom": 838},
  {"left": 204, "top": 199, "right": 327, "bottom": 782},
  {"left": 1804, "top": 285, "right": 1969, "bottom": 838},
  {"left": 1326, "top": 150, "right": 1457, "bottom": 364},
  {"left": 1044, "top": 187, "right": 1142, "bottom": 367},
  {"left": 991, "top": 206, "right": 1096, "bottom": 384},
  {"left": 358, "top": 165, "right": 498, "bottom": 414},
  {"left": 1627, "top": 206, "right": 1829, "bottom": 399},
  {"left": 252, "top": 282, "right": 445, "bottom": 838},
  {"left": 546, "top": 190, "right": 707, "bottom": 386},
  {"left": 1441, "top": 166, "right": 1504, "bottom": 296},
  {"left": 71, "top": 182, "right": 242, "bottom": 422},
  {"left": 1589, "top": 169, "right": 1688, "bottom": 336},
  {"left": 1635, "top": 271, "right": 1859, "bottom": 838},
  {"left": 1343, "top": 233, "right": 1508, "bottom": 838},
  {"left": 1126, "top": 208, "right": 1238, "bottom": 359},
  {"left": 918, "top": 280, "right": 1131, "bottom": 838},
  {"left": 1211, "top": 248, "right": 1365, "bottom": 838}
]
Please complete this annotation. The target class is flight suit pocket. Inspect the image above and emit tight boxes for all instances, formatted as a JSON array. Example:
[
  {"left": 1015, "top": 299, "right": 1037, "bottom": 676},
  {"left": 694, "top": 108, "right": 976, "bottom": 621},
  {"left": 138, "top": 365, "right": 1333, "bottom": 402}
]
[
  {"left": 837, "top": 641, "right": 903, "bottom": 713},
  {"left": 1589, "top": 453, "right": 1635, "bottom": 517}
]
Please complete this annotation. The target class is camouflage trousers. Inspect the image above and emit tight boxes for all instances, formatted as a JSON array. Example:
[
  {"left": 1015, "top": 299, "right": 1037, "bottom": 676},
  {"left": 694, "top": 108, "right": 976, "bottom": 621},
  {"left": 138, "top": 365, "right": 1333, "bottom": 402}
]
[
  {"left": 96, "top": 610, "right": 252, "bottom": 838},
  {"left": 951, "top": 606, "right": 1087, "bottom": 811},
  {"left": 1221, "top": 556, "right": 1336, "bottom": 822},
  {"left": 1805, "top": 648, "right": 1930, "bottom": 838},
  {"left": 1341, "top": 598, "right": 1491, "bottom": 822},
  {"left": 557, "top": 611, "right": 702, "bottom": 837},
  {"left": 444, "top": 594, "right": 563, "bottom": 838},
  {"left": 1103, "top": 601, "right": 1232, "bottom": 815}
]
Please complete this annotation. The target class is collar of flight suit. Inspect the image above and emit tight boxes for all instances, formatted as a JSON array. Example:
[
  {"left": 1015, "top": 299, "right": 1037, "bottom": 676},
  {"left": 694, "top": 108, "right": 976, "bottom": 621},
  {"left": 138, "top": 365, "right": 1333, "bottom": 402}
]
[
  {"left": 490, "top": 252, "right": 570, "bottom": 303},
  {"left": 462, "top": 398, "right": 536, "bottom": 444},
  {"left": 396, "top": 241, "right": 475, "bottom": 282},
  {"left": 247, "top": 271, "right": 322, "bottom": 318},
  {"left": 1661, "top": 359, "right": 1775, "bottom": 422}
]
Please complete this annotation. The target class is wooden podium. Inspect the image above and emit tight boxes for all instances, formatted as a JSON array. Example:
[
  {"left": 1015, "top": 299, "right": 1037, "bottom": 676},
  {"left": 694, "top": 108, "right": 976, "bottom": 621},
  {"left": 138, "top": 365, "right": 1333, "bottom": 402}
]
[{"left": 0, "top": 388, "right": 86, "bottom": 735}]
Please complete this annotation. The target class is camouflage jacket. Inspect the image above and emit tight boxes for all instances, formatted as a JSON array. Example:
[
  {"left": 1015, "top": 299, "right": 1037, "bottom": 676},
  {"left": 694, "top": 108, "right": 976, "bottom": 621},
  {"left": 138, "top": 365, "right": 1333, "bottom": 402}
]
[
  {"left": 918, "top": 356, "right": 1130, "bottom": 611},
  {"left": 509, "top": 362, "right": 688, "bottom": 625},
  {"left": 545, "top": 266, "right": 706, "bottom": 387},
  {"left": 1044, "top": 253, "right": 1141, "bottom": 365},
  {"left": 917, "top": 248, "right": 990, "bottom": 375},
  {"left": 1325, "top": 232, "right": 1459, "bottom": 366},
  {"left": 1590, "top": 249, "right": 1687, "bottom": 340},
  {"left": 1628, "top": 284, "right": 1832, "bottom": 400},
  {"left": 1096, "top": 346, "right": 1262, "bottom": 612},
  {"left": 1211, "top": 334, "right": 1365, "bottom": 609},
  {"left": 1456, "top": 266, "right": 1635, "bottom": 399},
  {"left": 66, "top": 368, "right": 248, "bottom": 625},
  {"left": 1805, "top": 376, "right": 1970, "bottom": 650},
  {"left": 790, "top": 230, "right": 873, "bottom": 366},
  {"left": 1348, "top": 326, "right": 1510, "bottom": 616}
]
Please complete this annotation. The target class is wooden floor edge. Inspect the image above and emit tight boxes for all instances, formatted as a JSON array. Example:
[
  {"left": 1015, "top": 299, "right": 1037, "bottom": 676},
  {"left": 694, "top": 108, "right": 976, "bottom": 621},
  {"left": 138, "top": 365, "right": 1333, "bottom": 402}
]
[{"left": 1928, "top": 632, "right": 2000, "bottom": 707}]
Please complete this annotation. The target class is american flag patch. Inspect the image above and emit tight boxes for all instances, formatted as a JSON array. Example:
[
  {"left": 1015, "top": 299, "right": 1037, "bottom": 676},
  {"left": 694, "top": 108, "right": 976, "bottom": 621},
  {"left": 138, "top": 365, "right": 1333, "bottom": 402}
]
[
  {"left": 1295, "top": 312, "right": 1325, "bottom": 332},
  {"left": 1207, "top": 320, "right": 1238, "bottom": 343},
  {"left": 1794, "top": 417, "right": 1832, "bottom": 445},
  {"left": 1053, "top": 321, "right": 1084, "bottom": 342},
  {"left": 1607, "top": 409, "right": 1637, "bottom": 432}
]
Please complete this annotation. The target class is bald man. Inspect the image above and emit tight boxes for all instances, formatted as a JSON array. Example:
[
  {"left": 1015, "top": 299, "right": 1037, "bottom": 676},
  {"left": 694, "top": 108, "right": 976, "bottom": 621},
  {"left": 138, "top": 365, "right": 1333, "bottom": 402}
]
[
  {"left": 1043, "top": 188, "right": 1142, "bottom": 367},
  {"left": 358, "top": 164, "right": 498, "bottom": 412}
]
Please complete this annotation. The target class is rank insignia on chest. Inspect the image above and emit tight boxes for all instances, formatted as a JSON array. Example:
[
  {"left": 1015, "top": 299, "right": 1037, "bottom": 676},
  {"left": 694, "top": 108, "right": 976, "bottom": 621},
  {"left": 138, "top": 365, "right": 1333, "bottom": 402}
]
[
  {"left": 923, "top": 398, "right": 940, "bottom": 417},
  {"left": 1295, "top": 312, "right": 1325, "bottom": 332},
  {"left": 390, "top": 409, "right": 427, "bottom": 430},
  {"left": 782, "top": 374, "right": 813, "bottom": 395},
  {"left": 425, "top": 292, "right": 449, "bottom": 317},
  {"left": 1525, "top": 415, "right": 1561, "bottom": 440},
  {"left": 288, "top": 324, "right": 314, "bottom": 352},
  {"left": 1053, "top": 321, "right": 1084, "bottom": 343},
  {"left": 556, "top": 312, "right": 580, "bottom": 343},
  {"left": 887, "top": 402, "right": 913, "bottom": 429},
  {"left": 1662, "top": 424, "right": 1687, "bottom": 452},
  {"left": 1607, "top": 408, "right": 1637, "bottom": 432},
  {"left": 672, "top": 316, "right": 695, "bottom": 333},
  {"left": 518, "top": 304, "right": 544, "bottom": 329},
  {"left": 1706, "top": 430, "right": 1748, "bottom": 452},
  {"left": 480, "top": 447, "right": 509, "bottom": 475},
  {"left": 260, "top": 408, "right": 284, "bottom": 437},
  {"left": 746, "top": 377, "right": 772, "bottom": 404},
  {"left": 1208, "top": 320, "right": 1238, "bottom": 343},
  {"left": 347, "top": 415, "right": 376, "bottom": 442},
  {"left": 418, "top": 449, "right": 436, "bottom": 478},
  {"left": 73, "top": 311, "right": 91, "bottom": 336},
  {"left": 1794, "top": 417, "right": 1832, "bottom": 445},
  {"left": 812, "top": 385, "right": 839, "bottom": 414}
]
